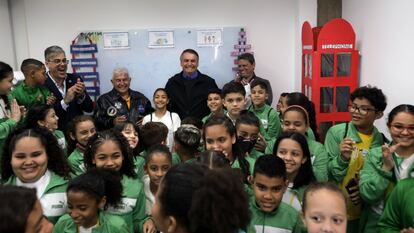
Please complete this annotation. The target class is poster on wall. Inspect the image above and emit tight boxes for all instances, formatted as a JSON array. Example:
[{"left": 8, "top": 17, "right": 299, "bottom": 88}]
[
  {"left": 148, "top": 30, "right": 174, "bottom": 48},
  {"left": 197, "top": 28, "right": 223, "bottom": 47},
  {"left": 103, "top": 32, "right": 129, "bottom": 49}
]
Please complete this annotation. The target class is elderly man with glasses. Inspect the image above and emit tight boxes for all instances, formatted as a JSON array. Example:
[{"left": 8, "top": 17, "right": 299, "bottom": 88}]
[{"left": 43, "top": 45, "right": 94, "bottom": 132}]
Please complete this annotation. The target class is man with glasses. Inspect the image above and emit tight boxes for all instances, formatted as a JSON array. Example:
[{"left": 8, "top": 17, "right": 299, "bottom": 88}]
[
  {"left": 324, "top": 85, "right": 387, "bottom": 233},
  {"left": 44, "top": 45, "right": 93, "bottom": 131}
]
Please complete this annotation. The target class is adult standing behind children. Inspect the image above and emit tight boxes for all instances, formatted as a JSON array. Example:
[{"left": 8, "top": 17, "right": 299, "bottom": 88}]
[
  {"left": 43, "top": 46, "right": 94, "bottom": 132},
  {"left": 165, "top": 49, "right": 218, "bottom": 120},
  {"left": 95, "top": 67, "right": 153, "bottom": 130}
]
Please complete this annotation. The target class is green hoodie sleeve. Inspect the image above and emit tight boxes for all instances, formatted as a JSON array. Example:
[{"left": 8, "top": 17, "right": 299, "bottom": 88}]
[
  {"left": 134, "top": 184, "right": 147, "bottom": 233},
  {"left": 264, "top": 108, "right": 281, "bottom": 141},
  {"left": 0, "top": 118, "right": 17, "bottom": 140},
  {"left": 309, "top": 140, "right": 329, "bottom": 182},
  {"left": 324, "top": 125, "right": 349, "bottom": 182}
]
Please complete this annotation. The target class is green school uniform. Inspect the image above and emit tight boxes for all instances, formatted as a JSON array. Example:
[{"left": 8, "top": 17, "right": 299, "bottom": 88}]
[
  {"left": 5, "top": 171, "right": 68, "bottom": 224},
  {"left": 53, "top": 130, "right": 67, "bottom": 153},
  {"left": 232, "top": 156, "right": 256, "bottom": 176},
  {"left": 134, "top": 155, "right": 146, "bottom": 179},
  {"left": 68, "top": 148, "right": 85, "bottom": 177},
  {"left": 359, "top": 145, "right": 414, "bottom": 233},
  {"left": 171, "top": 152, "right": 181, "bottom": 165},
  {"left": 248, "top": 104, "right": 281, "bottom": 142},
  {"left": 11, "top": 82, "right": 51, "bottom": 110},
  {"left": 378, "top": 178, "right": 414, "bottom": 232},
  {"left": 0, "top": 95, "right": 17, "bottom": 166},
  {"left": 306, "top": 128, "right": 316, "bottom": 141},
  {"left": 308, "top": 138, "right": 329, "bottom": 182},
  {"left": 202, "top": 110, "right": 227, "bottom": 124},
  {"left": 53, "top": 211, "right": 130, "bottom": 233},
  {"left": 248, "top": 148, "right": 264, "bottom": 160},
  {"left": 247, "top": 198, "right": 300, "bottom": 233},
  {"left": 105, "top": 175, "right": 146, "bottom": 233}
]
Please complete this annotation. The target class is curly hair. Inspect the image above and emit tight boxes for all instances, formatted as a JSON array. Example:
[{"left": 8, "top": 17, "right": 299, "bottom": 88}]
[
  {"left": 159, "top": 163, "right": 251, "bottom": 233},
  {"left": 83, "top": 129, "right": 137, "bottom": 178},
  {"left": 1, "top": 127, "right": 71, "bottom": 180},
  {"left": 350, "top": 85, "right": 387, "bottom": 112}
]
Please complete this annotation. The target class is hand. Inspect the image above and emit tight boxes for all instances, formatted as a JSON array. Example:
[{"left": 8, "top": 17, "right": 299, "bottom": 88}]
[
  {"left": 401, "top": 228, "right": 414, "bottom": 233},
  {"left": 339, "top": 137, "right": 355, "bottom": 161},
  {"left": 348, "top": 185, "right": 361, "bottom": 205},
  {"left": 10, "top": 99, "right": 22, "bottom": 122},
  {"left": 46, "top": 93, "right": 56, "bottom": 105},
  {"left": 254, "top": 133, "right": 267, "bottom": 152},
  {"left": 382, "top": 143, "right": 400, "bottom": 171},
  {"left": 135, "top": 116, "right": 144, "bottom": 126},
  {"left": 143, "top": 218, "right": 157, "bottom": 233},
  {"left": 64, "top": 85, "right": 78, "bottom": 104},
  {"left": 113, "top": 115, "right": 127, "bottom": 125},
  {"left": 74, "top": 78, "right": 86, "bottom": 96}
]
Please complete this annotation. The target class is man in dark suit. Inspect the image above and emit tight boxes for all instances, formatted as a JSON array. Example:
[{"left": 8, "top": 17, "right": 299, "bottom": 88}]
[{"left": 44, "top": 46, "right": 94, "bottom": 131}]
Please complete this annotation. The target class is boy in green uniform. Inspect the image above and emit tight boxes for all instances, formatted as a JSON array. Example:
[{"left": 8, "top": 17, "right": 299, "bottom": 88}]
[
  {"left": 248, "top": 154, "right": 300, "bottom": 233},
  {"left": 11, "top": 59, "right": 55, "bottom": 110},
  {"left": 236, "top": 110, "right": 265, "bottom": 159},
  {"left": 324, "top": 86, "right": 387, "bottom": 233},
  {"left": 202, "top": 88, "right": 225, "bottom": 123},
  {"left": 222, "top": 81, "right": 247, "bottom": 124}
]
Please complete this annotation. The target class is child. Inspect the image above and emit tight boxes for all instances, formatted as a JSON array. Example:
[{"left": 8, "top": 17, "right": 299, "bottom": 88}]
[
  {"left": 273, "top": 131, "right": 316, "bottom": 211},
  {"left": 113, "top": 121, "right": 146, "bottom": 178},
  {"left": 359, "top": 104, "right": 414, "bottom": 233},
  {"left": 301, "top": 182, "right": 347, "bottom": 233},
  {"left": 248, "top": 79, "right": 281, "bottom": 141},
  {"left": 151, "top": 163, "right": 250, "bottom": 233},
  {"left": 53, "top": 168, "right": 129, "bottom": 233},
  {"left": 236, "top": 110, "right": 266, "bottom": 159},
  {"left": 248, "top": 154, "right": 300, "bottom": 233},
  {"left": 276, "top": 92, "right": 288, "bottom": 115},
  {"left": 26, "top": 104, "right": 66, "bottom": 152},
  {"left": 11, "top": 58, "right": 55, "bottom": 110},
  {"left": 324, "top": 85, "right": 387, "bottom": 232},
  {"left": 142, "top": 144, "right": 172, "bottom": 221},
  {"left": 1, "top": 127, "right": 71, "bottom": 224},
  {"left": 282, "top": 105, "right": 328, "bottom": 181},
  {"left": 84, "top": 129, "right": 149, "bottom": 233},
  {"left": 173, "top": 124, "right": 201, "bottom": 163},
  {"left": 222, "top": 81, "right": 247, "bottom": 124},
  {"left": 196, "top": 150, "right": 231, "bottom": 169},
  {"left": 67, "top": 115, "right": 96, "bottom": 177},
  {"left": 203, "top": 115, "right": 255, "bottom": 183},
  {"left": 142, "top": 88, "right": 181, "bottom": 150},
  {"left": 202, "top": 88, "right": 225, "bottom": 123}
]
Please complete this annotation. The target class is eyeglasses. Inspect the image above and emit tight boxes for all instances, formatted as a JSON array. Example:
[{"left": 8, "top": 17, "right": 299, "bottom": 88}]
[
  {"left": 390, "top": 124, "right": 414, "bottom": 134},
  {"left": 48, "top": 59, "right": 69, "bottom": 65},
  {"left": 348, "top": 104, "right": 376, "bottom": 115}
]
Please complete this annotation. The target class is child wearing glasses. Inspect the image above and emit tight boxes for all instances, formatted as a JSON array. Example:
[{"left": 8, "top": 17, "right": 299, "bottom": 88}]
[
  {"left": 359, "top": 104, "right": 414, "bottom": 233},
  {"left": 324, "top": 85, "right": 387, "bottom": 233}
]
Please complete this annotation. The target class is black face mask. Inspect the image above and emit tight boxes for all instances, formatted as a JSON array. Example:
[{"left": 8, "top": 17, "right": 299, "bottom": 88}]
[{"left": 237, "top": 136, "right": 257, "bottom": 155}]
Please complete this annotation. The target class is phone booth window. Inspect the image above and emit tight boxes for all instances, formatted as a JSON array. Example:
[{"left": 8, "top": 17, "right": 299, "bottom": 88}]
[
  {"left": 321, "top": 53, "right": 334, "bottom": 77},
  {"left": 304, "top": 54, "right": 312, "bottom": 79},
  {"left": 337, "top": 53, "right": 351, "bottom": 77},
  {"left": 319, "top": 121, "right": 333, "bottom": 142},
  {"left": 320, "top": 87, "right": 333, "bottom": 113},
  {"left": 336, "top": 86, "right": 350, "bottom": 112}
]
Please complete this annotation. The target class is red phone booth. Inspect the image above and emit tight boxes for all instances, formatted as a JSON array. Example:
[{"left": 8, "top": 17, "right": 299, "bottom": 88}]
[{"left": 301, "top": 19, "right": 359, "bottom": 141}]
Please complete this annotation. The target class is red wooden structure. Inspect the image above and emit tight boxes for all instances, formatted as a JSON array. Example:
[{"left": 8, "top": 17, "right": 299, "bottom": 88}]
[{"left": 301, "top": 19, "right": 359, "bottom": 140}]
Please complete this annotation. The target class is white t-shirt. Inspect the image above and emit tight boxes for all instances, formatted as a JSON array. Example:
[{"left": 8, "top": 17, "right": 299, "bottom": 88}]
[
  {"left": 142, "top": 174, "right": 155, "bottom": 216},
  {"left": 142, "top": 111, "right": 181, "bottom": 149},
  {"left": 395, "top": 152, "right": 414, "bottom": 180}
]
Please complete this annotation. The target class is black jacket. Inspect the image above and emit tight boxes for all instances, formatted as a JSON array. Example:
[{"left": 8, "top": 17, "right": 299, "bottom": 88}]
[
  {"left": 94, "top": 88, "right": 153, "bottom": 130},
  {"left": 44, "top": 73, "right": 94, "bottom": 132}
]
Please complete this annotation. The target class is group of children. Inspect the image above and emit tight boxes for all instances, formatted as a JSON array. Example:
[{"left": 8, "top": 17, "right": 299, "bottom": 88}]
[{"left": 0, "top": 57, "right": 414, "bottom": 233}]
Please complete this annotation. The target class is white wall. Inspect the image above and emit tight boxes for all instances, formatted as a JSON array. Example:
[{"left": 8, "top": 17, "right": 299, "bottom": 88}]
[
  {"left": 0, "top": 0, "right": 16, "bottom": 68},
  {"left": 343, "top": 0, "right": 414, "bottom": 134},
  {"left": 9, "top": 0, "right": 317, "bottom": 104}
]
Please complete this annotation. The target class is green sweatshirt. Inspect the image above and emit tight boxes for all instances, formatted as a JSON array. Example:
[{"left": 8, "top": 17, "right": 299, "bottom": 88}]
[
  {"left": 53, "top": 211, "right": 130, "bottom": 233},
  {"left": 11, "top": 82, "right": 51, "bottom": 110},
  {"left": 5, "top": 171, "right": 68, "bottom": 224},
  {"left": 232, "top": 156, "right": 256, "bottom": 176},
  {"left": 105, "top": 175, "right": 146, "bottom": 233},
  {"left": 378, "top": 178, "right": 414, "bottom": 232},
  {"left": 53, "top": 130, "right": 67, "bottom": 153},
  {"left": 308, "top": 138, "right": 329, "bottom": 182},
  {"left": 359, "top": 145, "right": 414, "bottom": 233},
  {"left": 247, "top": 198, "right": 301, "bottom": 233},
  {"left": 248, "top": 104, "right": 281, "bottom": 142},
  {"left": 68, "top": 148, "right": 85, "bottom": 177}
]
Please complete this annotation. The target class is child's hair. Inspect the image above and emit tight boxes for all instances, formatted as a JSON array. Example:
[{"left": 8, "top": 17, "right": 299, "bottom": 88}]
[
  {"left": 350, "top": 85, "right": 387, "bottom": 112},
  {"left": 113, "top": 120, "right": 141, "bottom": 155},
  {"left": 280, "top": 92, "right": 289, "bottom": 97},
  {"left": 0, "top": 61, "right": 13, "bottom": 105},
  {"left": 84, "top": 129, "right": 137, "bottom": 178},
  {"left": 237, "top": 52, "right": 255, "bottom": 64},
  {"left": 174, "top": 125, "right": 201, "bottom": 156},
  {"left": 207, "top": 88, "right": 222, "bottom": 98},
  {"left": 196, "top": 150, "right": 230, "bottom": 169},
  {"left": 235, "top": 110, "right": 260, "bottom": 129},
  {"left": 67, "top": 115, "right": 95, "bottom": 154},
  {"left": 387, "top": 104, "right": 414, "bottom": 125},
  {"left": 25, "top": 104, "right": 53, "bottom": 128},
  {"left": 20, "top": 58, "right": 44, "bottom": 75},
  {"left": 286, "top": 92, "right": 319, "bottom": 140},
  {"left": 181, "top": 117, "right": 203, "bottom": 130},
  {"left": 254, "top": 154, "right": 287, "bottom": 180},
  {"left": 153, "top": 87, "right": 169, "bottom": 99},
  {"left": 159, "top": 163, "right": 250, "bottom": 233},
  {"left": 146, "top": 143, "right": 172, "bottom": 164},
  {"left": 272, "top": 131, "right": 316, "bottom": 189},
  {"left": 140, "top": 122, "right": 168, "bottom": 150},
  {"left": 67, "top": 168, "right": 123, "bottom": 209},
  {"left": 283, "top": 105, "right": 310, "bottom": 126},
  {"left": 222, "top": 81, "right": 246, "bottom": 98},
  {"left": 250, "top": 79, "right": 268, "bottom": 93},
  {"left": 1, "top": 127, "right": 71, "bottom": 180},
  {"left": 0, "top": 185, "right": 38, "bottom": 232},
  {"left": 203, "top": 115, "right": 250, "bottom": 183},
  {"left": 302, "top": 182, "right": 346, "bottom": 212}
]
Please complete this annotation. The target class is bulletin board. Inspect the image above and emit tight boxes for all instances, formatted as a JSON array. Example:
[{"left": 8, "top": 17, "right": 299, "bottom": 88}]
[{"left": 75, "top": 27, "right": 244, "bottom": 101}]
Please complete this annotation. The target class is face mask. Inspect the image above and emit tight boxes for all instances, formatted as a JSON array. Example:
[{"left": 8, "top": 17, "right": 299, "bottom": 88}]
[{"left": 237, "top": 136, "right": 257, "bottom": 155}]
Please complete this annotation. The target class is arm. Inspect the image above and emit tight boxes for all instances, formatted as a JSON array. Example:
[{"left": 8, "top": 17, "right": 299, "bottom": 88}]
[
  {"left": 264, "top": 108, "right": 281, "bottom": 141},
  {"left": 134, "top": 185, "right": 148, "bottom": 233},
  {"left": 324, "top": 127, "right": 349, "bottom": 182},
  {"left": 378, "top": 181, "right": 404, "bottom": 233},
  {"left": 311, "top": 141, "right": 329, "bottom": 182}
]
